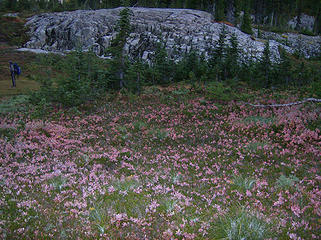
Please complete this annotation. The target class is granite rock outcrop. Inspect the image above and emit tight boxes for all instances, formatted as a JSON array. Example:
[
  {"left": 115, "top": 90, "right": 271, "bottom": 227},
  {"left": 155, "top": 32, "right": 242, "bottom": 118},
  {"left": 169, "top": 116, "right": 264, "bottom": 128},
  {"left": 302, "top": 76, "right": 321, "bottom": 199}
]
[{"left": 24, "top": 7, "right": 321, "bottom": 61}]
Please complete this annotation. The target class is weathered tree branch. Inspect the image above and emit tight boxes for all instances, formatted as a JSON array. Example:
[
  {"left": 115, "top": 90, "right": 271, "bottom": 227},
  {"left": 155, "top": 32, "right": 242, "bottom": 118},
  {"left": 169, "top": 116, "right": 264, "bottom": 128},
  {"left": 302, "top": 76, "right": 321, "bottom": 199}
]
[{"left": 246, "top": 98, "right": 321, "bottom": 108}]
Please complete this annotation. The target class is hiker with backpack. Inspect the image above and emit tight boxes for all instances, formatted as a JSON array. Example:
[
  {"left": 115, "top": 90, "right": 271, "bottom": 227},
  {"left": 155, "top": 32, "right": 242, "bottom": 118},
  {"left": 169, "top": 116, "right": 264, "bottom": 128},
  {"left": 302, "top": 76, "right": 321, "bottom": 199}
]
[{"left": 9, "top": 61, "right": 21, "bottom": 88}]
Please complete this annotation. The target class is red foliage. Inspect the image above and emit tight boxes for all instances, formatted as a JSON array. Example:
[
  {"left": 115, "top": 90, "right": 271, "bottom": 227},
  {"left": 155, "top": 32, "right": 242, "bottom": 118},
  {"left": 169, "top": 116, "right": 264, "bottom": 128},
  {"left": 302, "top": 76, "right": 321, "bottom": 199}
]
[{"left": 212, "top": 20, "right": 235, "bottom": 27}]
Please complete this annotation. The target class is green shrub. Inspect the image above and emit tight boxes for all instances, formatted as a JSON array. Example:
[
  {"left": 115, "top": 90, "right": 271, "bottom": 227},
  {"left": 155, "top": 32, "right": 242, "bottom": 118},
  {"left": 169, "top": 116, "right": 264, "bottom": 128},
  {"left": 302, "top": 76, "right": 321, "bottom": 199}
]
[
  {"left": 205, "top": 81, "right": 235, "bottom": 101},
  {"left": 309, "top": 79, "right": 321, "bottom": 98},
  {"left": 210, "top": 206, "right": 275, "bottom": 240},
  {"left": 133, "top": 120, "right": 147, "bottom": 132},
  {"left": 243, "top": 116, "right": 275, "bottom": 125},
  {"left": 276, "top": 175, "right": 299, "bottom": 190},
  {"left": 89, "top": 177, "right": 150, "bottom": 233},
  {"left": 0, "top": 95, "right": 30, "bottom": 114},
  {"left": 0, "top": 127, "right": 17, "bottom": 140},
  {"left": 30, "top": 50, "right": 110, "bottom": 107},
  {"left": 231, "top": 175, "right": 256, "bottom": 193},
  {"left": 0, "top": 16, "right": 29, "bottom": 46},
  {"left": 241, "top": 9, "right": 253, "bottom": 35},
  {"left": 149, "top": 128, "right": 169, "bottom": 140},
  {"left": 299, "top": 29, "right": 317, "bottom": 36},
  {"left": 48, "top": 175, "right": 67, "bottom": 192}
]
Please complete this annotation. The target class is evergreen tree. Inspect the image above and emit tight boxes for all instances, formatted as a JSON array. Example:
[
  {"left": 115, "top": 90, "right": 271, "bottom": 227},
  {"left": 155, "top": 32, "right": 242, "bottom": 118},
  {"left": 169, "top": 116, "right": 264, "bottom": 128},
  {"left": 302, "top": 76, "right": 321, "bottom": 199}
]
[
  {"left": 209, "top": 25, "right": 227, "bottom": 81},
  {"left": 241, "top": 3, "right": 253, "bottom": 34},
  {"left": 63, "top": 0, "right": 78, "bottom": 10},
  {"left": 259, "top": 40, "right": 272, "bottom": 87},
  {"left": 234, "top": 0, "right": 242, "bottom": 25},
  {"left": 125, "top": 60, "right": 145, "bottom": 94},
  {"left": 187, "top": 0, "right": 199, "bottom": 9},
  {"left": 215, "top": 0, "right": 226, "bottom": 21},
  {"left": 2, "top": 0, "right": 18, "bottom": 11},
  {"left": 296, "top": 0, "right": 303, "bottom": 30},
  {"left": 215, "top": 25, "right": 227, "bottom": 61},
  {"left": 152, "top": 43, "right": 173, "bottom": 85},
  {"left": 277, "top": 48, "right": 292, "bottom": 86},
  {"left": 121, "top": 0, "right": 130, "bottom": 7},
  {"left": 313, "top": 2, "right": 321, "bottom": 34},
  {"left": 107, "top": 7, "right": 131, "bottom": 89},
  {"left": 225, "top": 33, "right": 239, "bottom": 79}
]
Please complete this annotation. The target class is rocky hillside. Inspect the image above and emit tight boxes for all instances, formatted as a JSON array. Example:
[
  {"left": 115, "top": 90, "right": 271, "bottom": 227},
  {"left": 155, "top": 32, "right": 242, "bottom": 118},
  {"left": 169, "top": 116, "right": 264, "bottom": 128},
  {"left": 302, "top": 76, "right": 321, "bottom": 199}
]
[{"left": 24, "top": 7, "right": 321, "bottom": 62}]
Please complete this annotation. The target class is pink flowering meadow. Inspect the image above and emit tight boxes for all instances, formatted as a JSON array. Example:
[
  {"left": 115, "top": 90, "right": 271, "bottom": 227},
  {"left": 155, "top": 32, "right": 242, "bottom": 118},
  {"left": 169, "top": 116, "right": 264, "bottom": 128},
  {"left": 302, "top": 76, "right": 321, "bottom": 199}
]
[{"left": 0, "top": 90, "right": 320, "bottom": 239}]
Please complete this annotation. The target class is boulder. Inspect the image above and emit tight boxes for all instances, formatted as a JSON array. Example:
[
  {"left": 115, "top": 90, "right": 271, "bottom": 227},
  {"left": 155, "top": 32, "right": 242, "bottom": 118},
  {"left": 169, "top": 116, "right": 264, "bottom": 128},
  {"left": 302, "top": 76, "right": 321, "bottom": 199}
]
[
  {"left": 24, "top": 7, "right": 321, "bottom": 62},
  {"left": 288, "top": 14, "right": 315, "bottom": 32}
]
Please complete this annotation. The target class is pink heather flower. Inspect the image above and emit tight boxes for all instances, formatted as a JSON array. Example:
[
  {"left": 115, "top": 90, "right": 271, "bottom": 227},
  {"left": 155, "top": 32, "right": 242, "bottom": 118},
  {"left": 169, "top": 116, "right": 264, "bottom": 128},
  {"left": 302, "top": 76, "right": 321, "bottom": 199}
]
[
  {"left": 162, "top": 229, "right": 173, "bottom": 239},
  {"left": 288, "top": 233, "right": 302, "bottom": 240},
  {"left": 115, "top": 213, "right": 127, "bottom": 221},
  {"left": 108, "top": 186, "right": 115, "bottom": 193},
  {"left": 273, "top": 193, "right": 285, "bottom": 207},
  {"left": 246, "top": 190, "right": 252, "bottom": 197},
  {"left": 291, "top": 204, "right": 303, "bottom": 218},
  {"left": 146, "top": 200, "right": 160, "bottom": 213}
]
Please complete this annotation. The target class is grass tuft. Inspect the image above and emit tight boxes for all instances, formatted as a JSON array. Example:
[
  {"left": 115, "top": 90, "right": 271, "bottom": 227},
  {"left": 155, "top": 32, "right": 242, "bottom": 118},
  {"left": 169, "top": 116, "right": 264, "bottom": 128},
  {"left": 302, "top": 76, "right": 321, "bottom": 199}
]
[
  {"left": 0, "top": 95, "right": 30, "bottom": 114},
  {"left": 210, "top": 206, "right": 275, "bottom": 240},
  {"left": 276, "top": 175, "right": 299, "bottom": 190},
  {"left": 231, "top": 175, "right": 256, "bottom": 193}
]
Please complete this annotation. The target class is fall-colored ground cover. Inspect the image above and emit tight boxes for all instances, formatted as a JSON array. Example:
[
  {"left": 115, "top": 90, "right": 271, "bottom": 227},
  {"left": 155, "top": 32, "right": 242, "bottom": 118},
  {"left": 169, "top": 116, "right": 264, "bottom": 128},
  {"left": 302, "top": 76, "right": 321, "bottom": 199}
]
[{"left": 0, "top": 89, "right": 320, "bottom": 239}]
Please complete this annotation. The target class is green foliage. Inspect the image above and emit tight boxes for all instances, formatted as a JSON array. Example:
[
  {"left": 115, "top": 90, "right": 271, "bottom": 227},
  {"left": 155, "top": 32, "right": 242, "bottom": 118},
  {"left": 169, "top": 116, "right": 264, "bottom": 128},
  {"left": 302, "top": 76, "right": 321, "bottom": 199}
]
[
  {"left": 276, "top": 175, "right": 299, "bottom": 190},
  {"left": 175, "top": 50, "right": 208, "bottom": 84},
  {"left": 212, "top": 25, "right": 227, "bottom": 64},
  {"left": 19, "top": 6, "right": 319, "bottom": 109},
  {"left": 215, "top": 0, "right": 225, "bottom": 21},
  {"left": 225, "top": 33, "right": 240, "bottom": 80},
  {"left": 30, "top": 97, "right": 51, "bottom": 119},
  {"left": 231, "top": 175, "right": 256, "bottom": 193},
  {"left": 276, "top": 48, "right": 293, "bottom": 86},
  {"left": 0, "top": 95, "right": 29, "bottom": 114},
  {"left": 0, "top": 16, "right": 29, "bottom": 46},
  {"left": 124, "top": 60, "right": 146, "bottom": 94},
  {"left": 314, "top": 4, "right": 321, "bottom": 34},
  {"left": 1, "top": 0, "right": 320, "bottom": 34},
  {"left": 0, "top": 127, "right": 17, "bottom": 141},
  {"left": 309, "top": 78, "right": 321, "bottom": 97},
  {"left": 106, "top": 7, "right": 132, "bottom": 89},
  {"left": 205, "top": 81, "right": 234, "bottom": 101},
  {"left": 90, "top": 178, "right": 149, "bottom": 222},
  {"left": 259, "top": 40, "right": 272, "bottom": 87},
  {"left": 149, "top": 128, "right": 169, "bottom": 140},
  {"left": 133, "top": 120, "right": 147, "bottom": 132},
  {"left": 241, "top": 7, "right": 253, "bottom": 35},
  {"left": 299, "top": 28, "right": 317, "bottom": 36},
  {"left": 210, "top": 206, "right": 275, "bottom": 240},
  {"left": 245, "top": 141, "right": 269, "bottom": 153},
  {"left": 306, "top": 115, "right": 321, "bottom": 131},
  {"left": 209, "top": 25, "right": 227, "bottom": 81},
  {"left": 150, "top": 43, "right": 175, "bottom": 85},
  {"left": 243, "top": 116, "right": 275, "bottom": 124},
  {"left": 30, "top": 50, "right": 109, "bottom": 107},
  {"left": 48, "top": 175, "right": 67, "bottom": 192}
]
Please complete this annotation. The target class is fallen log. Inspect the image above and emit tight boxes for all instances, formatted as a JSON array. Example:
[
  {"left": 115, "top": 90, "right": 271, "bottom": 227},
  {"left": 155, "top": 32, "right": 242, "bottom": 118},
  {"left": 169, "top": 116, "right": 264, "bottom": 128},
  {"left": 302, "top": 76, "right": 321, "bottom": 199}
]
[{"left": 246, "top": 98, "right": 321, "bottom": 108}]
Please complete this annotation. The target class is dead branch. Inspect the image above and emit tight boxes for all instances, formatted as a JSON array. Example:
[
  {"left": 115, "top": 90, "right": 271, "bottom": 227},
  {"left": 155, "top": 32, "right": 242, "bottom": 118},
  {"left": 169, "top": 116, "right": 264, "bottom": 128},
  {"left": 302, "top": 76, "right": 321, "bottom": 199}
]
[{"left": 246, "top": 98, "right": 321, "bottom": 108}]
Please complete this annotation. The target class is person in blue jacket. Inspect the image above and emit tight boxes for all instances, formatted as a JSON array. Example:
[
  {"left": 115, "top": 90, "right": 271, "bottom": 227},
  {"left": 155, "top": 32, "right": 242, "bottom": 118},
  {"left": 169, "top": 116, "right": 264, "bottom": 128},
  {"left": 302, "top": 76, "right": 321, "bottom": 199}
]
[{"left": 9, "top": 61, "right": 16, "bottom": 87}]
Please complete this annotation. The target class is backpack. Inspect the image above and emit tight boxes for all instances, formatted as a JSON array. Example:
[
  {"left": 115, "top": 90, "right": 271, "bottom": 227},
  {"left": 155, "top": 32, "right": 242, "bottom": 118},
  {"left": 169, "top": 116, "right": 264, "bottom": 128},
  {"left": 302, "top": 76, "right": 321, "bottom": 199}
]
[{"left": 13, "top": 63, "right": 21, "bottom": 75}]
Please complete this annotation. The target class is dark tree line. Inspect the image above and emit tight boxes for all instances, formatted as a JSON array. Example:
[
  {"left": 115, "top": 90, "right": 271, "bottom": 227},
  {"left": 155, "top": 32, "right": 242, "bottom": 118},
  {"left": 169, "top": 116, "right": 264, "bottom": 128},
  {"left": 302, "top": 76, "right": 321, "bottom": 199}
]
[{"left": 1, "top": 0, "right": 320, "bottom": 33}]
